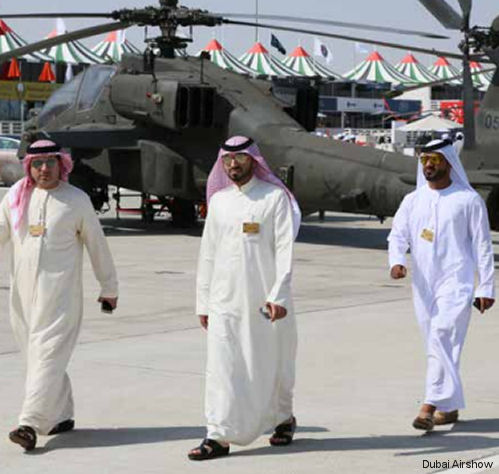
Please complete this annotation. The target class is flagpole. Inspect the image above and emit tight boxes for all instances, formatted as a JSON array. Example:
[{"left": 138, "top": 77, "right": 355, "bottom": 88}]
[
  {"left": 313, "top": 38, "right": 316, "bottom": 72},
  {"left": 255, "top": 0, "right": 259, "bottom": 42}
]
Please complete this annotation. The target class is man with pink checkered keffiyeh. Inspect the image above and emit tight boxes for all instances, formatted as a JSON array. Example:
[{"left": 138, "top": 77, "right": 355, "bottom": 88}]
[
  {"left": 0, "top": 140, "right": 118, "bottom": 451},
  {"left": 189, "top": 136, "right": 301, "bottom": 460}
]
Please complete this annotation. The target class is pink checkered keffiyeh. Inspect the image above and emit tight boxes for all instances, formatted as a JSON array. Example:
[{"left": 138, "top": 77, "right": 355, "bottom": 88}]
[
  {"left": 8, "top": 140, "right": 73, "bottom": 233},
  {"left": 206, "top": 136, "right": 301, "bottom": 237}
]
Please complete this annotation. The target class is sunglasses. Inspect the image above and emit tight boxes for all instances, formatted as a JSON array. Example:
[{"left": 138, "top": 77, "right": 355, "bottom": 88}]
[
  {"left": 31, "top": 157, "right": 59, "bottom": 169},
  {"left": 419, "top": 153, "right": 444, "bottom": 166},
  {"left": 221, "top": 153, "right": 251, "bottom": 165}
]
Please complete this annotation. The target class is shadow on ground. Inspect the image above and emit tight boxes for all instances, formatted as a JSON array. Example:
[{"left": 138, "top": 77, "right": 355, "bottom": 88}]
[
  {"left": 235, "top": 419, "right": 499, "bottom": 458},
  {"left": 297, "top": 225, "right": 390, "bottom": 250},
  {"left": 450, "top": 418, "right": 499, "bottom": 433},
  {"left": 100, "top": 217, "right": 203, "bottom": 237},
  {"left": 29, "top": 420, "right": 499, "bottom": 456},
  {"left": 99, "top": 215, "right": 391, "bottom": 251},
  {"left": 30, "top": 426, "right": 205, "bottom": 453},
  {"left": 302, "top": 215, "right": 374, "bottom": 224},
  {"left": 29, "top": 425, "right": 328, "bottom": 454}
]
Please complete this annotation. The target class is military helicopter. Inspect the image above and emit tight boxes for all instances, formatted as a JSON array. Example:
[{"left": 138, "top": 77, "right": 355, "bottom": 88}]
[{"left": 0, "top": 0, "right": 498, "bottom": 226}]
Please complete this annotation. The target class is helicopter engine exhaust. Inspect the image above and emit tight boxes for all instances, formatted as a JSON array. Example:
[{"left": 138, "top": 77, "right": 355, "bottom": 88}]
[{"left": 110, "top": 75, "right": 216, "bottom": 129}]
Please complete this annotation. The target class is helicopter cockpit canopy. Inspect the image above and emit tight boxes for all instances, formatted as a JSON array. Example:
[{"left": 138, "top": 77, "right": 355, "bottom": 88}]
[{"left": 38, "top": 65, "right": 117, "bottom": 128}]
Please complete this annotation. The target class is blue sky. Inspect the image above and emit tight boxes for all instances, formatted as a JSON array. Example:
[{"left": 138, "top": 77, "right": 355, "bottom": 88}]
[{"left": 3, "top": 0, "right": 497, "bottom": 74}]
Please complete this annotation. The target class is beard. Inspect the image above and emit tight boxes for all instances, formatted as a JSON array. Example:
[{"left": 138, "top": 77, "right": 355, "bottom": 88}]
[
  {"left": 424, "top": 167, "right": 448, "bottom": 182},
  {"left": 228, "top": 166, "right": 252, "bottom": 183}
]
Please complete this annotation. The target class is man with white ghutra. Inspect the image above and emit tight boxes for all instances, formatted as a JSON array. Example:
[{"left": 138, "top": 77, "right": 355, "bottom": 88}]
[{"left": 388, "top": 138, "right": 495, "bottom": 431}]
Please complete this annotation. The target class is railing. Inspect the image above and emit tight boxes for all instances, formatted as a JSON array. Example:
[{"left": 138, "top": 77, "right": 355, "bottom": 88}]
[{"left": 0, "top": 121, "right": 24, "bottom": 136}]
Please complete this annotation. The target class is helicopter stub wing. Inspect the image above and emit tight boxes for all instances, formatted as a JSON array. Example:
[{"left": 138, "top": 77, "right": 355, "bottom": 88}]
[
  {"left": 32, "top": 127, "right": 148, "bottom": 150},
  {"left": 399, "top": 170, "right": 499, "bottom": 188},
  {"left": 466, "top": 170, "right": 499, "bottom": 187}
]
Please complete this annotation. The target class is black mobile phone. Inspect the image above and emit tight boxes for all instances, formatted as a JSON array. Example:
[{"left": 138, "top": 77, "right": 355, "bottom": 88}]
[
  {"left": 473, "top": 298, "right": 481, "bottom": 311},
  {"left": 101, "top": 300, "right": 114, "bottom": 314}
]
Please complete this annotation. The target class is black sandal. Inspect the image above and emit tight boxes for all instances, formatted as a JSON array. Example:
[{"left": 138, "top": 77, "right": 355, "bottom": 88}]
[
  {"left": 48, "top": 419, "right": 75, "bottom": 435},
  {"left": 188, "top": 438, "right": 230, "bottom": 461},
  {"left": 269, "top": 416, "right": 296, "bottom": 446},
  {"left": 9, "top": 425, "right": 37, "bottom": 451}
]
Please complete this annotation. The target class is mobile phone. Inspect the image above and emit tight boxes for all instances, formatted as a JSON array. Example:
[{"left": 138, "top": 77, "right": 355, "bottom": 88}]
[
  {"left": 101, "top": 300, "right": 114, "bottom": 314},
  {"left": 473, "top": 298, "right": 481, "bottom": 311},
  {"left": 259, "top": 306, "right": 271, "bottom": 320}
]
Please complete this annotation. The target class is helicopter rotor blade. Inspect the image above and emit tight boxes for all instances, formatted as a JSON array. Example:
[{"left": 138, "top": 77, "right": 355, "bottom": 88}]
[
  {"left": 223, "top": 19, "right": 464, "bottom": 59},
  {"left": 457, "top": 0, "right": 472, "bottom": 19},
  {"left": 217, "top": 13, "right": 449, "bottom": 39},
  {"left": 0, "top": 13, "right": 114, "bottom": 19},
  {"left": 417, "top": 0, "right": 462, "bottom": 30},
  {"left": 0, "top": 21, "right": 127, "bottom": 63}
]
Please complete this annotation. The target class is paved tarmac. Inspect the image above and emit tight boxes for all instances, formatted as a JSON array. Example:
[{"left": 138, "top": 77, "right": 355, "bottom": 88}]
[{"left": 1, "top": 208, "right": 499, "bottom": 474}]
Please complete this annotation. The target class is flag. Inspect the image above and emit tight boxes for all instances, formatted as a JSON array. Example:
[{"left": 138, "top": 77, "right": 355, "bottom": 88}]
[
  {"left": 118, "top": 30, "right": 125, "bottom": 45},
  {"left": 270, "top": 33, "right": 286, "bottom": 55},
  {"left": 314, "top": 37, "right": 332, "bottom": 64},
  {"left": 355, "top": 42, "right": 369, "bottom": 54},
  {"left": 64, "top": 64, "right": 73, "bottom": 83}
]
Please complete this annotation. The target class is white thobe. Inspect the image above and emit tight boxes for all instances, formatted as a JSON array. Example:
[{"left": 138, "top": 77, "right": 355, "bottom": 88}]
[
  {"left": 388, "top": 181, "right": 494, "bottom": 411},
  {"left": 196, "top": 176, "right": 297, "bottom": 445},
  {"left": 0, "top": 182, "right": 118, "bottom": 435}
]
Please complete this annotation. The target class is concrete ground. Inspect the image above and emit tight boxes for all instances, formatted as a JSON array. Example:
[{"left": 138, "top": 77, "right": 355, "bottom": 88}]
[{"left": 1, "top": 206, "right": 499, "bottom": 474}]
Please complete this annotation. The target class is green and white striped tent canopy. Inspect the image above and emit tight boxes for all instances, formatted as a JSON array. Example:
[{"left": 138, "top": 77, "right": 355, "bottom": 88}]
[
  {"left": 428, "top": 56, "right": 462, "bottom": 85},
  {"left": 44, "top": 20, "right": 106, "bottom": 65},
  {"left": 467, "top": 61, "right": 492, "bottom": 90},
  {"left": 395, "top": 53, "right": 439, "bottom": 84},
  {"left": 199, "top": 39, "right": 257, "bottom": 75},
  {"left": 282, "top": 46, "right": 342, "bottom": 79},
  {"left": 0, "top": 19, "right": 51, "bottom": 62},
  {"left": 239, "top": 42, "right": 299, "bottom": 78},
  {"left": 92, "top": 30, "right": 141, "bottom": 62},
  {"left": 344, "top": 51, "right": 415, "bottom": 86},
  {"left": 484, "top": 68, "right": 495, "bottom": 82}
]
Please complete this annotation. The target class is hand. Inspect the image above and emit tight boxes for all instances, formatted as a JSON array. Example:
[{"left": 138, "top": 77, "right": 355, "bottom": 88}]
[
  {"left": 390, "top": 265, "right": 407, "bottom": 279},
  {"left": 199, "top": 315, "right": 208, "bottom": 330},
  {"left": 475, "top": 297, "right": 495, "bottom": 314},
  {"left": 98, "top": 296, "right": 118, "bottom": 310},
  {"left": 266, "top": 302, "right": 287, "bottom": 322}
]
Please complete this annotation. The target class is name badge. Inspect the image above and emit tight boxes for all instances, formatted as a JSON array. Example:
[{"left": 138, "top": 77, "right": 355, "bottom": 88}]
[
  {"left": 243, "top": 222, "right": 260, "bottom": 234},
  {"left": 29, "top": 224, "right": 46, "bottom": 237},
  {"left": 420, "top": 228, "right": 434, "bottom": 242}
]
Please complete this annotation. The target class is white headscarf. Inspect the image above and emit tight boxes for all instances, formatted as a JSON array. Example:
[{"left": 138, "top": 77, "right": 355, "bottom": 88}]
[{"left": 416, "top": 138, "right": 472, "bottom": 191}]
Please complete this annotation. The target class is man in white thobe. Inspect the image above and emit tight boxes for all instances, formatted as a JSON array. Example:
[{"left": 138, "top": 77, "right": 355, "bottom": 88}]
[
  {"left": 188, "top": 136, "right": 301, "bottom": 460},
  {"left": 388, "top": 138, "right": 494, "bottom": 431},
  {"left": 0, "top": 140, "right": 118, "bottom": 450}
]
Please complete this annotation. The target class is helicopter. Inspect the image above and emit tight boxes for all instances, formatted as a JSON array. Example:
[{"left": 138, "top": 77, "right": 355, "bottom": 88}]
[{"left": 0, "top": 0, "right": 498, "bottom": 226}]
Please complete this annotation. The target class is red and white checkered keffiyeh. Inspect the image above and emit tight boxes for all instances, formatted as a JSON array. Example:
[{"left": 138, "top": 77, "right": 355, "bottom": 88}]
[
  {"left": 8, "top": 139, "right": 73, "bottom": 234},
  {"left": 206, "top": 136, "right": 301, "bottom": 238}
]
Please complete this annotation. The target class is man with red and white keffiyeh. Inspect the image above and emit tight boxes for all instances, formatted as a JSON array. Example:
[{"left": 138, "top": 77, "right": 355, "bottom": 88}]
[
  {"left": 189, "top": 136, "right": 301, "bottom": 460},
  {"left": 0, "top": 140, "right": 118, "bottom": 451}
]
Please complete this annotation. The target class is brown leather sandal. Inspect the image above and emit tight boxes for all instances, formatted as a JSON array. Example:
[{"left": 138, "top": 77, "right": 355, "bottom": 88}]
[
  {"left": 9, "top": 425, "right": 37, "bottom": 451},
  {"left": 433, "top": 410, "right": 458, "bottom": 425},
  {"left": 48, "top": 419, "right": 75, "bottom": 435},
  {"left": 412, "top": 415, "right": 434, "bottom": 431}
]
